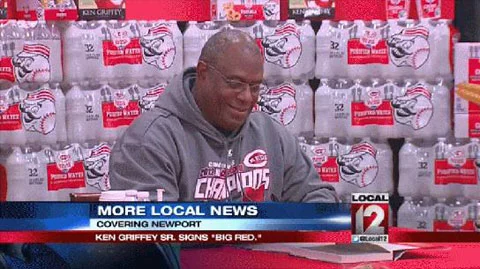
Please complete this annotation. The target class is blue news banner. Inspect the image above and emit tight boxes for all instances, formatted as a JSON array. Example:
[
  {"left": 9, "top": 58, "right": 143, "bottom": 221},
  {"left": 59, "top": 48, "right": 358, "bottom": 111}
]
[{"left": 0, "top": 203, "right": 350, "bottom": 243}]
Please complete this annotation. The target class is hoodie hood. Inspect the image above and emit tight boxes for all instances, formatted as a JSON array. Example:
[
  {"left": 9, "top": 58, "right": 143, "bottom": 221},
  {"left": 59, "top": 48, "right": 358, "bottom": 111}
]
[{"left": 154, "top": 69, "right": 250, "bottom": 143}]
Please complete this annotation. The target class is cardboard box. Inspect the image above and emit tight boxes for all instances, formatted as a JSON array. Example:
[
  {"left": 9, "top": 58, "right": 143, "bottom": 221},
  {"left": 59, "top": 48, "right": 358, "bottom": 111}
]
[
  {"left": 454, "top": 43, "right": 480, "bottom": 138},
  {"left": 212, "top": 0, "right": 280, "bottom": 21}
]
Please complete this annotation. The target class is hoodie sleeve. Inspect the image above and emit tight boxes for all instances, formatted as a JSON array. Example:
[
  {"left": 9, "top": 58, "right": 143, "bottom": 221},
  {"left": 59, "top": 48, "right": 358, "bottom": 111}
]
[
  {"left": 281, "top": 134, "right": 339, "bottom": 203},
  {"left": 109, "top": 115, "right": 180, "bottom": 202}
]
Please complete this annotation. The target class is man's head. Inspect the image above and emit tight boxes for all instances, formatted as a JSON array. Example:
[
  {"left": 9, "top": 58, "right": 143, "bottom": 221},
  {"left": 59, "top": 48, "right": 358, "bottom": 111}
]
[{"left": 194, "top": 29, "right": 264, "bottom": 133}]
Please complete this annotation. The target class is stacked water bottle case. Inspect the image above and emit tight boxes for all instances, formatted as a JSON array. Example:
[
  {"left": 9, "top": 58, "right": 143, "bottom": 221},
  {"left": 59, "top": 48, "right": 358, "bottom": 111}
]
[
  {"left": 0, "top": 16, "right": 474, "bottom": 232},
  {"left": 0, "top": 19, "right": 183, "bottom": 201}
]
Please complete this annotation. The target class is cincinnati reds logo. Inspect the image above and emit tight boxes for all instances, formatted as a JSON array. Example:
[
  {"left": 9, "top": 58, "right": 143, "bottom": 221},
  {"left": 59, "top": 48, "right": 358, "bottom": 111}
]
[
  {"left": 448, "top": 210, "right": 467, "bottom": 228},
  {"left": 140, "top": 24, "right": 176, "bottom": 70},
  {"left": 263, "top": 1, "right": 280, "bottom": 19},
  {"left": 392, "top": 86, "right": 433, "bottom": 130},
  {"left": 261, "top": 23, "right": 302, "bottom": 69},
  {"left": 56, "top": 153, "right": 74, "bottom": 173},
  {"left": 338, "top": 142, "right": 379, "bottom": 188},
  {"left": 448, "top": 150, "right": 467, "bottom": 168},
  {"left": 387, "top": 26, "right": 430, "bottom": 69},
  {"left": 84, "top": 144, "right": 111, "bottom": 191},
  {"left": 312, "top": 146, "right": 328, "bottom": 165},
  {"left": 13, "top": 44, "right": 51, "bottom": 83},
  {"left": 257, "top": 84, "right": 297, "bottom": 125},
  {"left": 243, "top": 149, "right": 268, "bottom": 168},
  {"left": 139, "top": 85, "right": 166, "bottom": 112},
  {"left": 113, "top": 91, "right": 128, "bottom": 110},
  {"left": 20, "top": 89, "right": 56, "bottom": 135}
]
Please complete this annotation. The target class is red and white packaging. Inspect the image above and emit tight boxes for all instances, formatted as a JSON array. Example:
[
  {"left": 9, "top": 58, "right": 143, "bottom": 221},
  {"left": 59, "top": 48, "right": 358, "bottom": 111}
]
[
  {"left": 350, "top": 79, "right": 395, "bottom": 138},
  {"left": 213, "top": 0, "right": 280, "bottom": 21},
  {"left": 66, "top": 82, "right": 166, "bottom": 143},
  {"left": 347, "top": 20, "right": 389, "bottom": 79},
  {"left": 386, "top": 0, "right": 411, "bottom": 20},
  {"left": 46, "top": 144, "right": 87, "bottom": 200},
  {"left": 416, "top": 0, "right": 441, "bottom": 20},
  {"left": 0, "top": 20, "right": 63, "bottom": 83},
  {"left": 16, "top": 0, "right": 78, "bottom": 21},
  {"left": 302, "top": 137, "right": 393, "bottom": 202},
  {"left": 63, "top": 20, "right": 182, "bottom": 82},
  {"left": 0, "top": 20, "right": 25, "bottom": 83},
  {"left": 257, "top": 81, "right": 313, "bottom": 136},
  {"left": 433, "top": 198, "right": 476, "bottom": 232},
  {"left": 104, "top": 20, "right": 143, "bottom": 81},
  {"left": 384, "top": 19, "right": 434, "bottom": 79},
  {"left": 0, "top": 86, "right": 26, "bottom": 145},
  {"left": 80, "top": 142, "right": 112, "bottom": 193},
  {"left": 137, "top": 81, "right": 168, "bottom": 113},
  {"left": 302, "top": 137, "right": 342, "bottom": 191},
  {"left": 454, "top": 43, "right": 480, "bottom": 138},
  {"left": 138, "top": 20, "right": 183, "bottom": 80},
  {"left": 0, "top": 84, "right": 66, "bottom": 146},
  {"left": 314, "top": 78, "right": 449, "bottom": 139},
  {"left": 258, "top": 20, "right": 315, "bottom": 83},
  {"left": 3, "top": 142, "right": 113, "bottom": 201},
  {"left": 399, "top": 138, "right": 480, "bottom": 200}
]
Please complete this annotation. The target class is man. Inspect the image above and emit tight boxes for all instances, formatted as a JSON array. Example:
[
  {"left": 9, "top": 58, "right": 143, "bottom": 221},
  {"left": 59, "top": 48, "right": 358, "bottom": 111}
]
[{"left": 109, "top": 30, "right": 337, "bottom": 202}]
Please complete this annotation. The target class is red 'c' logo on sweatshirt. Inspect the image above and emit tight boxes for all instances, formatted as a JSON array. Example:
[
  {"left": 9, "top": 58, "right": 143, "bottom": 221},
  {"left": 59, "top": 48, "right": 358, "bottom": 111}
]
[{"left": 243, "top": 149, "right": 268, "bottom": 168}]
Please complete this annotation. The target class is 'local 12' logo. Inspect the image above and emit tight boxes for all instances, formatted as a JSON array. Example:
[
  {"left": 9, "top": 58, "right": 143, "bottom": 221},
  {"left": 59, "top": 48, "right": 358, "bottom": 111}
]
[{"left": 351, "top": 193, "right": 389, "bottom": 243}]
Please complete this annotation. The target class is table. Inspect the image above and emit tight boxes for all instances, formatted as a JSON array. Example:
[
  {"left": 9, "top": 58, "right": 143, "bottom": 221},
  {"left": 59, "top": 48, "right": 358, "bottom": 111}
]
[{"left": 180, "top": 229, "right": 480, "bottom": 269}]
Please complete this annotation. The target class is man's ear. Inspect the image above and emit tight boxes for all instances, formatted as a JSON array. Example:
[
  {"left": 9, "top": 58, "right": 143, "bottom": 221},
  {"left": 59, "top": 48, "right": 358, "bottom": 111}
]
[{"left": 196, "top": 61, "right": 208, "bottom": 81}]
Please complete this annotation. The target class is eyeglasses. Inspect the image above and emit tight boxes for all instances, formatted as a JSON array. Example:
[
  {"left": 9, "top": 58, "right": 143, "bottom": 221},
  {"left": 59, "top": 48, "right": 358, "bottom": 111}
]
[{"left": 206, "top": 64, "right": 262, "bottom": 95}]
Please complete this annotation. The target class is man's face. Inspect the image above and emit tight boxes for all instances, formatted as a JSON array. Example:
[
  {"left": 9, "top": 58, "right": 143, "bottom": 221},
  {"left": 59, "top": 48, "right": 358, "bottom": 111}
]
[{"left": 196, "top": 45, "right": 263, "bottom": 132}]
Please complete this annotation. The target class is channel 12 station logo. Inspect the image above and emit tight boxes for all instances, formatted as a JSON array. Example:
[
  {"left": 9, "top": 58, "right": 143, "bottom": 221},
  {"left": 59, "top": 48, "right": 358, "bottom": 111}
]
[{"left": 351, "top": 193, "right": 389, "bottom": 243}]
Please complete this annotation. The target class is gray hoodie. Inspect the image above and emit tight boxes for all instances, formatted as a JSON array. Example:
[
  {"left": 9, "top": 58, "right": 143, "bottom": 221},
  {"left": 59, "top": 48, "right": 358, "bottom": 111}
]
[{"left": 109, "top": 71, "right": 338, "bottom": 202}]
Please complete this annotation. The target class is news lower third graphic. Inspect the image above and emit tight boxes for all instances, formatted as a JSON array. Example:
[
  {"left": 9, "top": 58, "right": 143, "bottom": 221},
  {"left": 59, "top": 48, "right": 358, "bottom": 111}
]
[
  {"left": 0, "top": 203, "right": 351, "bottom": 243},
  {"left": 351, "top": 193, "right": 389, "bottom": 243}
]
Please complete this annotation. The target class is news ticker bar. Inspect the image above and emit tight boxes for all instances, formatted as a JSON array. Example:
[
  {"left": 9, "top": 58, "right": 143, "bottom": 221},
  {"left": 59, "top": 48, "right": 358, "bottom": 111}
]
[
  {"left": 0, "top": 231, "right": 346, "bottom": 243},
  {"left": 1, "top": 231, "right": 480, "bottom": 243},
  {"left": 0, "top": 202, "right": 351, "bottom": 231}
]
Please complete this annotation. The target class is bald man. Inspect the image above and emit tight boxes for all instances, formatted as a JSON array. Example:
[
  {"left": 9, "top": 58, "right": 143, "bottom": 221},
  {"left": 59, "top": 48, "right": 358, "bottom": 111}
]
[{"left": 109, "top": 30, "right": 338, "bottom": 202}]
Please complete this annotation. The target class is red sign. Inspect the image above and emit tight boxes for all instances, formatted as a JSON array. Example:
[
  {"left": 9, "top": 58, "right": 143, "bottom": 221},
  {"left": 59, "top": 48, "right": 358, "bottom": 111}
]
[
  {"left": 348, "top": 39, "right": 389, "bottom": 65},
  {"left": 316, "top": 157, "right": 339, "bottom": 182},
  {"left": 44, "top": 9, "right": 78, "bottom": 21},
  {"left": 433, "top": 220, "right": 475, "bottom": 232},
  {"left": 419, "top": 0, "right": 441, "bottom": 19},
  {"left": 16, "top": 10, "right": 38, "bottom": 20},
  {"left": 103, "top": 38, "right": 142, "bottom": 66},
  {"left": 233, "top": 5, "right": 266, "bottom": 20},
  {"left": 102, "top": 101, "right": 141, "bottom": 128},
  {"left": 467, "top": 58, "right": 480, "bottom": 114},
  {"left": 47, "top": 161, "right": 86, "bottom": 191},
  {"left": 386, "top": 0, "right": 410, "bottom": 20},
  {"left": 468, "top": 113, "right": 480, "bottom": 138},
  {"left": 0, "top": 57, "right": 15, "bottom": 82},
  {"left": 0, "top": 104, "right": 22, "bottom": 131},
  {"left": 351, "top": 101, "right": 394, "bottom": 126},
  {"left": 434, "top": 159, "right": 477, "bottom": 185}
]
